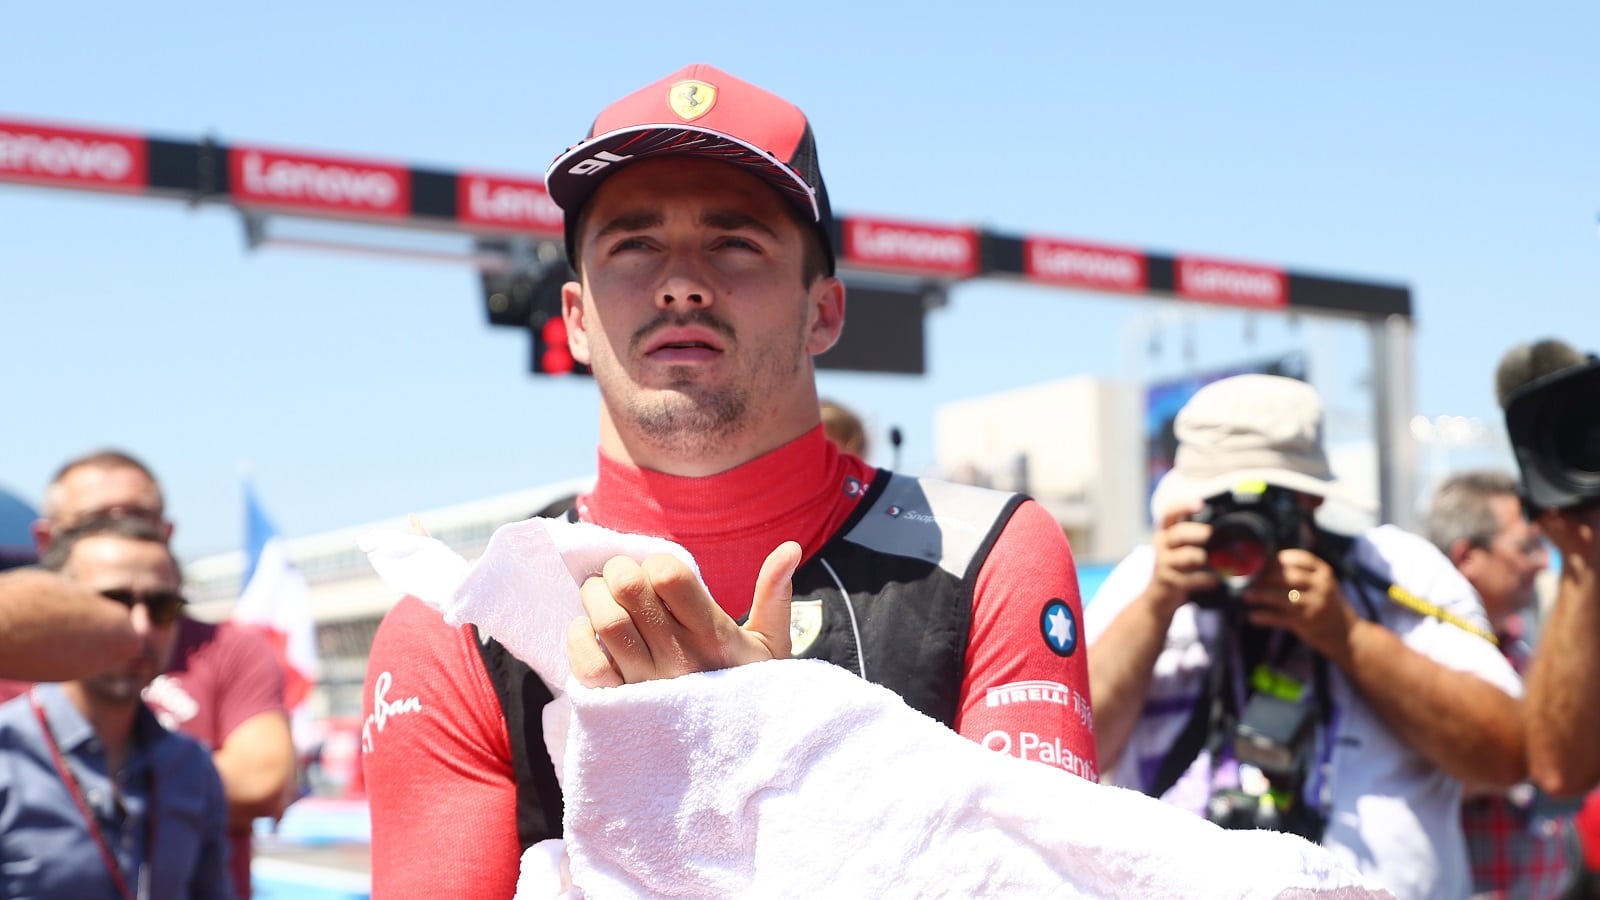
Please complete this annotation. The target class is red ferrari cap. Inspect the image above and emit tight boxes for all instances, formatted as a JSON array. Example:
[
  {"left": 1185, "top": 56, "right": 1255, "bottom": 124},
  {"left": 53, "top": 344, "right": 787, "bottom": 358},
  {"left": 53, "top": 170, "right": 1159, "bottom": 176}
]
[{"left": 545, "top": 63, "right": 835, "bottom": 273}]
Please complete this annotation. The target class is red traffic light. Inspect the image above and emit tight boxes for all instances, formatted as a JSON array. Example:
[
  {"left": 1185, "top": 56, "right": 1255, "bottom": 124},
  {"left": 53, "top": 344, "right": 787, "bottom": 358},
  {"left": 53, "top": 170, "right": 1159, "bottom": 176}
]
[{"left": 538, "top": 316, "right": 576, "bottom": 375}]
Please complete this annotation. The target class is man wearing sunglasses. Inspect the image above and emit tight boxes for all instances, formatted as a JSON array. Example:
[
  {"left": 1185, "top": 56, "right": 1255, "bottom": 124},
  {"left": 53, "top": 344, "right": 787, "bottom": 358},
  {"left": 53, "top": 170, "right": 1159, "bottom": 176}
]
[
  {"left": 1, "top": 449, "right": 294, "bottom": 900},
  {"left": 0, "top": 515, "right": 233, "bottom": 898},
  {"left": 0, "top": 568, "right": 142, "bottom": 682}
]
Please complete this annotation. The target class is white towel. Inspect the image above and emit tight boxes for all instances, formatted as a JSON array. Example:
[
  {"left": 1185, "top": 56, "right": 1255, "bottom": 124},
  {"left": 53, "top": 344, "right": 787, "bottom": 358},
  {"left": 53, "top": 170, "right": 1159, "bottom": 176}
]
[
  {"left": 362, "top": 517, "right": 1392, "bottom": 900},
  {"left": 359, "top": 517, "right": 703, "bottom": 783},
  {"left": 556, "top": 659, "right": 1391, "bottom": 900},
  {"left": 360, "top": 517, "right": 703, "bottom": 692}
]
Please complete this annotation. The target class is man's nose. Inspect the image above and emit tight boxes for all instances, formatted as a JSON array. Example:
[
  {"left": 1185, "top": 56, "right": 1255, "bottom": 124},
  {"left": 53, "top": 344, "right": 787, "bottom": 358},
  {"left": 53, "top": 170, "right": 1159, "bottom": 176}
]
[
  {"left": 128, "top": 602, "right": 154, "bottom": 635},
  {"left": 655, "top": 258, "right": 714, "bottom": 309}
]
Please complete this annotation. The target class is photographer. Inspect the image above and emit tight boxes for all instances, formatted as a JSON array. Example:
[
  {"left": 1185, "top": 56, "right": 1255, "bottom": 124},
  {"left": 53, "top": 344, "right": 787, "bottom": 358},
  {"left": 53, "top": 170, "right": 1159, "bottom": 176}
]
[
  {"left": 1087, "top": 374, "right": 1524, "bottom": 900},
  {"left": 1497, "top": 340, "right": 1600, "bottom": 799}
]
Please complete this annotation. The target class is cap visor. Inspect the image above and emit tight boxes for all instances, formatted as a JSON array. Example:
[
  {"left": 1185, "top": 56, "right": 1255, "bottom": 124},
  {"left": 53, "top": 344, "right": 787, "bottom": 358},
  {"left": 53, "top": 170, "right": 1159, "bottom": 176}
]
[{"left": 545, "top": 125, "right": 819, "bottom": 221}]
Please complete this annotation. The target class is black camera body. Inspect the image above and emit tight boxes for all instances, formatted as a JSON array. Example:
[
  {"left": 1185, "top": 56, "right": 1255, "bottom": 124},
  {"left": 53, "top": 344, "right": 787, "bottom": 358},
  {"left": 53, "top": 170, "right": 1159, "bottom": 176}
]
[
  {"left": 1505, "top": 357, "right": 1600, "bottom": 513},
  {"left": 1190, "top": 483, "right": 1312, "bottom": 606},
  {"left": 1207, "top": 673, "right": 1326, "bottom": 842},
  {"left": 1235, "top": 689, "right": 1317, "bottom": 777}
]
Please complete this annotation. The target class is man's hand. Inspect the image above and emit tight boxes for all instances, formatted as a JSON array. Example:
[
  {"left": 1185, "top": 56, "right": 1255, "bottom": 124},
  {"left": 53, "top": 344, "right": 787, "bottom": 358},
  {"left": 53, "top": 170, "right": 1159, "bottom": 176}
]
[
  {"left": 1540, "top": 505, "right": 1600, "bottom": 576},
  {"left": 1142, "top": 504, "right": 1218, "bottom": 615},
  {"left": 1528, "top": 504, "right": 1600, "bottom": 796},
  {"left": 566, "top": 541, "right": 802, "bottom": 688},
  {"left": 1242, "top": 549, "right": 1361, "bottom": 665}
]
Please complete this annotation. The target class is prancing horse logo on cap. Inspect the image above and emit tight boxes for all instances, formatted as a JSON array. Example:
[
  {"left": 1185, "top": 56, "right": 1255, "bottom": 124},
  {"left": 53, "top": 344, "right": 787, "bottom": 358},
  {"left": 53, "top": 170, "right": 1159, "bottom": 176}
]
[{"left": 669, "top": 80, "right": 717, "bottom": 121}]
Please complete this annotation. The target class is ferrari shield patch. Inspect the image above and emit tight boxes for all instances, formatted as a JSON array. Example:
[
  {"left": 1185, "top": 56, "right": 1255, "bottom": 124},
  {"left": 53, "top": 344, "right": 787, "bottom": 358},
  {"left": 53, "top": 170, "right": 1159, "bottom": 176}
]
[{"left": 790, "top": 598, "right": 823, "bottom": 656}]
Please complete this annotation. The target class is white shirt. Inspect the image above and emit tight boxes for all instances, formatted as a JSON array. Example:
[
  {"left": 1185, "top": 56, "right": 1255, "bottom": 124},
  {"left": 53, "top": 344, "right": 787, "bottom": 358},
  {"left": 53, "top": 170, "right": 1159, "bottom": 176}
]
[{"left": 1086, "top": 525, "right": 1522, "bottom": 900}]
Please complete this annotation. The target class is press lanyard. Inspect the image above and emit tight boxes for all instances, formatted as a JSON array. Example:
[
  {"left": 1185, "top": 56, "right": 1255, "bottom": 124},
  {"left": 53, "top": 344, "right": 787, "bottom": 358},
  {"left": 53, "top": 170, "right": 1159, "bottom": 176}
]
[{"left": 29, "top": 688, "right": 152, "bottom": 900}]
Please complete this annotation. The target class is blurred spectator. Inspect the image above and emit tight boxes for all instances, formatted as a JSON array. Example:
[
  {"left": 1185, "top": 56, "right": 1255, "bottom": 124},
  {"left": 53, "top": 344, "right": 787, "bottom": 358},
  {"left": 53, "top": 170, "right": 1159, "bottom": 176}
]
[
  {"left": 22, "top": 449, "right": 294, "bottom": 900},
  {"left": 0, "top": 517, "right": 232, "bottom": 898},
  {"left": 820, "top": 398, "right": 869, "bottom": 457},
  {"left": 1426, "top": 469, "right": 1578, "bottom": 898},
  {"left": 1495, "top": 340, "right": 1600, "bottom": 799},
  {"left": 1087, "top": 374, "right": 1524, "bottom": 899}
]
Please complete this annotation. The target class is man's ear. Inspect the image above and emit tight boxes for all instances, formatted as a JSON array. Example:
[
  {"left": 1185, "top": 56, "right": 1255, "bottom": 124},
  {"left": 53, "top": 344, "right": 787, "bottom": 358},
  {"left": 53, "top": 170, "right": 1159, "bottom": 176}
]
[
  {"left": 1450, "top": 538, "right": 1483, "bottom": 574},
  {"left": 563, "top": 280, "right": 590, "bottom": 365},
  {"left": 30, "top": 518, "right": 51, "bottom": 554},
  {"left": 804, "top": 277, "right": 846, "bottom": 356}
]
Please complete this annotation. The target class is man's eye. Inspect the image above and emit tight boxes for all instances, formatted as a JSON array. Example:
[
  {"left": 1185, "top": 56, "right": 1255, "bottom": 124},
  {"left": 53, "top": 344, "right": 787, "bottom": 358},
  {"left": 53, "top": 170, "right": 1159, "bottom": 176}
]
[
  {"left": 717, "top": 236, "right": 760, "bottom": 251},
  {"left": 608, "top": 237, "right": 650, "bottom": 254}
]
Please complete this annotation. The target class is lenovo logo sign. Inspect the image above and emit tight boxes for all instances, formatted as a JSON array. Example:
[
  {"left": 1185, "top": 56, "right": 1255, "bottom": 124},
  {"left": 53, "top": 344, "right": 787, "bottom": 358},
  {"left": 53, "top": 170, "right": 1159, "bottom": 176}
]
[
  {"left": 232, "top": 147, "right": 409, "bottom": 217},
  {"left": 0, "top": 119, "right": 145, "bottom": 191},
  {"left": 1024, "top": 238, "right": 1146, "bottom": 292},
  {"left": 458, "top": 174, "right": 562, "bottom": 235},
  {"left": 843, "top": 218, "right": 979, "bottom": 276},
  {"left": 1177, "top": 257, "right": 1287, "bottom": 308}
]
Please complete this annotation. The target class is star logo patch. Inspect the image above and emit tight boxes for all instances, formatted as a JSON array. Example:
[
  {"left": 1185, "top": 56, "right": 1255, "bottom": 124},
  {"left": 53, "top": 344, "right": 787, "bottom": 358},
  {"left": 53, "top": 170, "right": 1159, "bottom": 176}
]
[{"left": 1040, "top": 599, "right": 1078, "bottom": 657}]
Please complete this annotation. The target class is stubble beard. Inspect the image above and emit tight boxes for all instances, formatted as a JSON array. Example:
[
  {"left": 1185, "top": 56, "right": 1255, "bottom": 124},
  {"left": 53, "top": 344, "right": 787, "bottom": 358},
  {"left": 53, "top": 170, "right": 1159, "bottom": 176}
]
[
  {"left": 629, "top": 372, "right": 749, "bottom": 454},
  {"left": 83, "top": 671, "right": 147, "bottom": 705},
  {"left": 610, "top": 313, "right": 809, "bottom": 459}
]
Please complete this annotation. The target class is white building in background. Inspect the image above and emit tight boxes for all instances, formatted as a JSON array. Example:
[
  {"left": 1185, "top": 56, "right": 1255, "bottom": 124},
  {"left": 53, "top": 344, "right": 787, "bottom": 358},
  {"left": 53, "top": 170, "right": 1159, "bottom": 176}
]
[{"left": 934, "top": 376, "right": 1145, "bottom": 563}]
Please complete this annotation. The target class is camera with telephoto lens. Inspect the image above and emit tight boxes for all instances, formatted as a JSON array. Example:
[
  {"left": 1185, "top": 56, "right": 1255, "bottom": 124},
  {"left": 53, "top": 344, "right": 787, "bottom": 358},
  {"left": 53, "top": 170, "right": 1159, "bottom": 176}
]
[
  {"left": 1190, "top": 482, "right": 1312, "bottom": 606},
  {"left": 1505, "top": 357, "right": 1600, "bottom": 513}
]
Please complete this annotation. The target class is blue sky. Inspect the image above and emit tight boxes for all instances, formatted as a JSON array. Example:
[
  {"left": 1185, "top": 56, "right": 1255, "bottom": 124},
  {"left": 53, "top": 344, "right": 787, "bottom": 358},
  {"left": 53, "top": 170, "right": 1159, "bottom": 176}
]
[{"left": 2, "top": 2, "right": 1596, "bottom": 561}]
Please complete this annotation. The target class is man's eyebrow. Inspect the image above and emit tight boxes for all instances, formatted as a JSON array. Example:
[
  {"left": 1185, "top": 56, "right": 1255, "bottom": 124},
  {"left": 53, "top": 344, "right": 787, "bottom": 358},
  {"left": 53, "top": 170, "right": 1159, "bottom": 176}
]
[
  {"left": 592, "top": 211, "right": 663, "bottom": 242},
  {"left": 701, "top": 210, "right": 779, "bottom": 238},
  {"left": 590, "top": 208, "right": 781, "bottom": 241}
]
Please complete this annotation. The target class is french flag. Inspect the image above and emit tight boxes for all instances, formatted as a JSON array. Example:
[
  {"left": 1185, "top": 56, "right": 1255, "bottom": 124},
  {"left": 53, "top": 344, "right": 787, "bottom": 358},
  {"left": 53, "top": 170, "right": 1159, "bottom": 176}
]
[{"left": 232, "top": 482, "right": 319, "bottom": 748}]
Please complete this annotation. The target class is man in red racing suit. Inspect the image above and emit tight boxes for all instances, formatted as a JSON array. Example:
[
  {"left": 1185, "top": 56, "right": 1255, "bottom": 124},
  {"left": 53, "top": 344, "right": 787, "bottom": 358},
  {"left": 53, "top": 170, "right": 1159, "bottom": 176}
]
[{"left": 362, "top": 63, "right": 1097, "bottom": 899}]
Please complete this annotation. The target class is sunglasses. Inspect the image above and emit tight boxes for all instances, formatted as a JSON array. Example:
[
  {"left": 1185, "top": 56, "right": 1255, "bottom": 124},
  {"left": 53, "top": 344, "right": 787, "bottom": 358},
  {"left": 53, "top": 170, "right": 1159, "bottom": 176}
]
[{"left": 100, "top": 588, "right": 187, "bottom": 625}]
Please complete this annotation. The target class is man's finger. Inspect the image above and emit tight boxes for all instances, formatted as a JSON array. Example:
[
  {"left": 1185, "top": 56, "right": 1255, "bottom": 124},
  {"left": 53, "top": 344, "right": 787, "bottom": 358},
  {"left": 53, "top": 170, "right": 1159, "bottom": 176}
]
[
  {"left": 566, "top": 616, "right": 623, "bottom": 689},
  {"left": 745, "top": 541, "right": 802, "bottom": 660},
  {"left": 1158, "top": 500, "right": 1204, "bottom": 530},
  {"left": 636, "top": 553, "right": 714, "bottom": 632},
  {"left": 603, "top": 555, "right": 672, "bottom": 633},
  {"left": 579, "top": 572, "right": 653, "bottom": 680}
]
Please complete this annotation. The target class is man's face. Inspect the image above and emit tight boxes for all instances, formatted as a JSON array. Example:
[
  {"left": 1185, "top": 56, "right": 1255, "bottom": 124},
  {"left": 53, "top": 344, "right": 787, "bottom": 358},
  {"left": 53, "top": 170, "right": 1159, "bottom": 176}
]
[
  {"left": 564, "top": 157, "right": 843, "bottom": 456},
  {"left": 38, "top": 464, "right": 169, "bottom": 551},
  {"left": 1460, "top": 493, "right": 1548, "bottom": 626},
  {"left": 63, "top": 534, "right": 183, "bottom": 703}
]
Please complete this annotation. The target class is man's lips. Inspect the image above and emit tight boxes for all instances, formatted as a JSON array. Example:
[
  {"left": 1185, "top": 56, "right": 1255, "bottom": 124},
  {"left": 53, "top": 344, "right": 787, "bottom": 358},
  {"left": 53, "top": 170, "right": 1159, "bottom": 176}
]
[{"left": 642, "top": 327, "right": 727, "bottom": 360}]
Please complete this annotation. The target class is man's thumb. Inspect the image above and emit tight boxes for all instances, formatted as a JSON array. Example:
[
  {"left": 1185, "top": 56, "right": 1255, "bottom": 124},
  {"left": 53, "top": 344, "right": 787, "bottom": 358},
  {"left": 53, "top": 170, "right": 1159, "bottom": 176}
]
[{"left": 746, "top": 541, "right": 802, "bottom": 659}]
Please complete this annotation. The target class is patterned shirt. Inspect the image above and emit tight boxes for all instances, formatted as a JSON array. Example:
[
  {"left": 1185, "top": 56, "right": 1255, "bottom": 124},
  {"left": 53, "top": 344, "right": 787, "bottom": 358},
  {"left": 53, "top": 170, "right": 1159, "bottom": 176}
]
[{"left": 1462, "top": 614, "right": 1577, "bottom": 899}]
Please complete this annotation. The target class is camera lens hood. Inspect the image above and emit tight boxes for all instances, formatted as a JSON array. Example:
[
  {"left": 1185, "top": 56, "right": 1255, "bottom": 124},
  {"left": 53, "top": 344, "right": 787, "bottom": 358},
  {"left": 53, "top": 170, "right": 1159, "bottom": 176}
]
[{"left": 1505, "top": 357, "right": 1600, "bottom": 511}]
